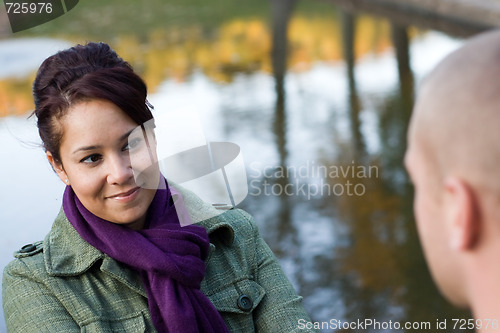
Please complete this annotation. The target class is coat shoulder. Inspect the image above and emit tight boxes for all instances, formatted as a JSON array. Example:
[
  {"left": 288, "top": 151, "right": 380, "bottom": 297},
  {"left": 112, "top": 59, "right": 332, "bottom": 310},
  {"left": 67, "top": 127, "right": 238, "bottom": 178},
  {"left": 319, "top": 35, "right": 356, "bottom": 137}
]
[
  {"left": 197, "top": 208, "right": 259, "bottom": 246},
  {"left": 222, "top": 208, "right": 256, "bottom": 227},
  {"left": 13, "top": 240, "right": 44, "bottom": 258},
  {"left": 223, "top": 208, "right": 258, "bottom": 236},
  {"left": 4, "top": 240, "right": 46, "bottom": 279}
]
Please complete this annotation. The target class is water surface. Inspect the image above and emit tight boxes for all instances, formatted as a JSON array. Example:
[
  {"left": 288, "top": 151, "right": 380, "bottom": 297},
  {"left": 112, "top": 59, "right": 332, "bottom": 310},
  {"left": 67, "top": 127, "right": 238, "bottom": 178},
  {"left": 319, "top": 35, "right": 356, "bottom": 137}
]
[{"left": 0, "top": 1, "right": 475, "bottom": 331}]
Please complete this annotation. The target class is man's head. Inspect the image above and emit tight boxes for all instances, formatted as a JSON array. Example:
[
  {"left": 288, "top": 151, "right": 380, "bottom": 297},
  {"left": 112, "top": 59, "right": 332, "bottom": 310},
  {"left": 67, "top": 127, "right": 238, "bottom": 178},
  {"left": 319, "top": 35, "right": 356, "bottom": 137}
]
[{"left": 405, "top": 29, "right": 500, "bottom": 309}]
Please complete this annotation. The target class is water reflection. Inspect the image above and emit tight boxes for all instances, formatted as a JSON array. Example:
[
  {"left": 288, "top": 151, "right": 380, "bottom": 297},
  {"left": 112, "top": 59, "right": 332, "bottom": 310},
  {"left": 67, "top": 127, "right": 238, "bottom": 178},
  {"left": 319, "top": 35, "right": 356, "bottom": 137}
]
[
  {"left": 241, "top": 5, "right": 474, "bottom": 333},
  {"left": 0, "top": 14, "right": 397, "bottom": 116},
  {"left": 341, "top": 10, "right": 365, "bottom": 159},
  {"left": 0, "top": 1, "right": 476, "bottom": 332}
]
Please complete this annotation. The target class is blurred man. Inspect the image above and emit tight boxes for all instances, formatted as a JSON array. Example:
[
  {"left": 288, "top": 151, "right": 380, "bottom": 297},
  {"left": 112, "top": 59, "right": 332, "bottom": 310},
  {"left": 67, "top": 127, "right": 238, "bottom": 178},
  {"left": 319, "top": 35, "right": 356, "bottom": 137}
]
[{"left": 405, "top": 29, "right": 500, "bottom": 329}]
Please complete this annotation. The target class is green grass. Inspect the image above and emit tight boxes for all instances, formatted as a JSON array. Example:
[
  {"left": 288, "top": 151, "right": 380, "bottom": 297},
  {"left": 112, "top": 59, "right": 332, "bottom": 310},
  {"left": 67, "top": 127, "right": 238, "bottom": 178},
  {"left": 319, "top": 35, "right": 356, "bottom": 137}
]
[
  {"left": 10, "top": 0, "right": 339, "bottom": 41},
  {"left": 13, "top": 0, "right": 271, "bottom": 40}
]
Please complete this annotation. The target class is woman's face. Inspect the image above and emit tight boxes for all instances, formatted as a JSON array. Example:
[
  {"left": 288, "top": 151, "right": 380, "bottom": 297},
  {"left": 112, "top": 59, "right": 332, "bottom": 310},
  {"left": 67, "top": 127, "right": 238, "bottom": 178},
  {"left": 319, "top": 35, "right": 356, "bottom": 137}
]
[{"left": 48, "top": 99, "right": 159, "bottom": 230}]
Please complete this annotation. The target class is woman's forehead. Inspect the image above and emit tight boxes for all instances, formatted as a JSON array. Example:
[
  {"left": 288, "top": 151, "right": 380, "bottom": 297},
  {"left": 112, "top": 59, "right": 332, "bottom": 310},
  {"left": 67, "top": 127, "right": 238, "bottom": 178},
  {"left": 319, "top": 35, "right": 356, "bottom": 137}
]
[{"left": 60, "top": 99, "right": 138, "bottom": 148}]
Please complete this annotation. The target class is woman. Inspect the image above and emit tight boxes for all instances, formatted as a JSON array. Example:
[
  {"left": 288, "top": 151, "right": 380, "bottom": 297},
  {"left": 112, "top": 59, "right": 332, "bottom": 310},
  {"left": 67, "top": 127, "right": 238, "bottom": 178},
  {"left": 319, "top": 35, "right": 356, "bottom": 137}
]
[{"left": 2, "top": 42, "right": 316, "bottom": 332}]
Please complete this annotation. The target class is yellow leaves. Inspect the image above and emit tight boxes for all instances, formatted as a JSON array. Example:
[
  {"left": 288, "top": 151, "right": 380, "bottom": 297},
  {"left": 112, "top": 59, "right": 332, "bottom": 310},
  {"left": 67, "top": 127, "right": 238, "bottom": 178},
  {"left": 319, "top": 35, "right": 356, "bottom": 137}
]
[
  {"left": 1, "top": 15, "right": 412, "bottom": 117},
  {"left": 212, "top": 19, "right": 271, "bottom": 82},
  {"left": 354, "top": 16, "right": 392, "bottom": 57},
  {"left": 0, "top": 78, "right": 34, "bottom": 117},
  {"left": 287, "top": 15, "right": 393, "bottom": 72},
  {"left": 288, "top": 16, "right": 341, "bottom": 70}
]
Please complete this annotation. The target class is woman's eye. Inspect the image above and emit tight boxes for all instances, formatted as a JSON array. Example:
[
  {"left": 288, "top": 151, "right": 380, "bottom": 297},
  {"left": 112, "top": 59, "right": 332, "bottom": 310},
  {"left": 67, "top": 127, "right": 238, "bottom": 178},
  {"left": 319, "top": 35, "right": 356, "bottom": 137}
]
[
  {"left": 124, "top": 138, "right": 142, "bottom": 151},
  {"left": 80, "top": 154, "right": 102, "bottom": 164}
]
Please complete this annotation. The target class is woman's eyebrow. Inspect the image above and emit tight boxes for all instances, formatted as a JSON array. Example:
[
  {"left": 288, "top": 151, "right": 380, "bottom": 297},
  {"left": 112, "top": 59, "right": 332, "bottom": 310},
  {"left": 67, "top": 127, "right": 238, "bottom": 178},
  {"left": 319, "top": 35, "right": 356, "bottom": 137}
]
[
  {"left": 73, "top": 145, "right": 101, "bottom": 155},
  {"left": 119, "top": 128, "right": 137, "bottom": 141},
  {"left": 72, "top": 128, "right": 137, "bottom": 155}
]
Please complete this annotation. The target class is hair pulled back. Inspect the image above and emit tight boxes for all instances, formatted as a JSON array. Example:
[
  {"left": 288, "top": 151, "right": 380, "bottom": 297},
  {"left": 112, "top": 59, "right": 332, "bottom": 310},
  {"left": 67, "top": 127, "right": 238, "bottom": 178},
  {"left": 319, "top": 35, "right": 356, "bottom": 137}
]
[{"left": 32, "top": 42, "right": 154, "bottom": 164}]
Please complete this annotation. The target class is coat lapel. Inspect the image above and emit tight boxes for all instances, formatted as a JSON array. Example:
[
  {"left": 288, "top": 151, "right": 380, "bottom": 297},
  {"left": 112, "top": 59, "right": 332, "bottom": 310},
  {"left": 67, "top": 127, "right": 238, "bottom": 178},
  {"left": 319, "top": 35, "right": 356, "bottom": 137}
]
[{"left": 44, "top": 207, "right": 146, "bottom": 296}]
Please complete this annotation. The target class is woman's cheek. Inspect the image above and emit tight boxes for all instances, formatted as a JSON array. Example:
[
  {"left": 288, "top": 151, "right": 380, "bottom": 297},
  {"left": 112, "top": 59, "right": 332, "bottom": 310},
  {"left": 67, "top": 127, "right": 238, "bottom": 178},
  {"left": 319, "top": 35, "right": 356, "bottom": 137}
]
[{"left": 72, "top": 167, "right": 106, "bottom": 198}]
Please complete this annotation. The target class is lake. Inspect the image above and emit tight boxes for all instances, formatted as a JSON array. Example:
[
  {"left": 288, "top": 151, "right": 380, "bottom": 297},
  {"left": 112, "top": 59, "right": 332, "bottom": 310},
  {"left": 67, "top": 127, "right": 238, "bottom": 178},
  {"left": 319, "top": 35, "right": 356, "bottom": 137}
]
[{"left": 0, "top": 0, "right": 479, "bottom": 331}]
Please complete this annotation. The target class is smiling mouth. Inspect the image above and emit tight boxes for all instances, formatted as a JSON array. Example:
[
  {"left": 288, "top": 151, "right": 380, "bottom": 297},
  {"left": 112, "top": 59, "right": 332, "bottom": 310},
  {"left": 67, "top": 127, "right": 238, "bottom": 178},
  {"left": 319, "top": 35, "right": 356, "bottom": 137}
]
[{"left": 107, "top": 187, "right": 141, "bottom": 201}]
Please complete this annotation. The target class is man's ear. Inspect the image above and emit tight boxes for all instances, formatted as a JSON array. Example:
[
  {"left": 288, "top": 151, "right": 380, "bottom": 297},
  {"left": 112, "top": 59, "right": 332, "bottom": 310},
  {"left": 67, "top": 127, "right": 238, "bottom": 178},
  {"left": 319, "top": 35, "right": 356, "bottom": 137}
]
[
  {"left": 444, "top": 177, "right": 480, "bottom": 251},
  {"left": 46, "top": 151, "right": 70, "bottom": 185}
]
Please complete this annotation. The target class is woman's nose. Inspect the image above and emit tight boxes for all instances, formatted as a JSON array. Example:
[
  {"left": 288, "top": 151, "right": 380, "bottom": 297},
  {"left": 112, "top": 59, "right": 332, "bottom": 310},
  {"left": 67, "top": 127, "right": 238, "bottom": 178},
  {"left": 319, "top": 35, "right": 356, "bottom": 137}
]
[{"left": 106, "top": 154, "right": 133, "bottom": 185}]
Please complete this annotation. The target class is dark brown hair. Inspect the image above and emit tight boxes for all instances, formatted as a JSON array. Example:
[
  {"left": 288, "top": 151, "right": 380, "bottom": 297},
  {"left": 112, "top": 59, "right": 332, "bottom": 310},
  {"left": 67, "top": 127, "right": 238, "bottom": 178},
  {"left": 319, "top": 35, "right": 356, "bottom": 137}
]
[{"left": 32, "top": 42, "right": 154, "bottom": 164}]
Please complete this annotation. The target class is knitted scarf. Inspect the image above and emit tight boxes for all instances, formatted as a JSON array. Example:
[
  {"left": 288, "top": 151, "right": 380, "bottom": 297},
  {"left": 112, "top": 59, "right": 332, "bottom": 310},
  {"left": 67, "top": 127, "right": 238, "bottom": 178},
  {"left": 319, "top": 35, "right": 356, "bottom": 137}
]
[{"left": 62, "top": 177, "right": 229, "bottom": 333}]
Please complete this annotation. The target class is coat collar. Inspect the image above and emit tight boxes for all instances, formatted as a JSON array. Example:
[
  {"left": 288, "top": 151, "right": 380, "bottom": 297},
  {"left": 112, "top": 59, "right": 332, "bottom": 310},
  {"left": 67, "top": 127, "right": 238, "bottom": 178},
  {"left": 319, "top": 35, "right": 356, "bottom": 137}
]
[
  {"left": 170, "top": 183, "right": 235, "bottom": 246},
  {"left": 44, "top": 184, "right": 235, "bottom": 280}
]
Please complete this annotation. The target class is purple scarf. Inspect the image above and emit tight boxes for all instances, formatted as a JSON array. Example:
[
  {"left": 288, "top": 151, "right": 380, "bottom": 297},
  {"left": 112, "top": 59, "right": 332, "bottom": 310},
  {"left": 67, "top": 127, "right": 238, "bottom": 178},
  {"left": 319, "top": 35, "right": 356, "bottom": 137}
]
[{"left": 62, "top": 177, "right": 229, "bottom": 333}]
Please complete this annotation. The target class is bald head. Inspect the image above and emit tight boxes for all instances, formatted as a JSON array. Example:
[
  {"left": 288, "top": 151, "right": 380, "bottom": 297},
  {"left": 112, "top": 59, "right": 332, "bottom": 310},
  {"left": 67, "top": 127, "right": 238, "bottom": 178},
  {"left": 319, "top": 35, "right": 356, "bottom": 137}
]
[{"left": 410, "top": 29, "right": 500, "bottom": 192}]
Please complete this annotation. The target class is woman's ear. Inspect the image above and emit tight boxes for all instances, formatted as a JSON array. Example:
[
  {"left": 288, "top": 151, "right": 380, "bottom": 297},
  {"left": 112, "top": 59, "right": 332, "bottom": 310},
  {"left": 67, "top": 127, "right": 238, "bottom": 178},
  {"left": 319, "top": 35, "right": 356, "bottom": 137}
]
[
  {"left": 46, "top": 152, "right": 70, "bottom": 185},
  {"left": 444, "top": 177, "right": 480, "bottom": 251}
]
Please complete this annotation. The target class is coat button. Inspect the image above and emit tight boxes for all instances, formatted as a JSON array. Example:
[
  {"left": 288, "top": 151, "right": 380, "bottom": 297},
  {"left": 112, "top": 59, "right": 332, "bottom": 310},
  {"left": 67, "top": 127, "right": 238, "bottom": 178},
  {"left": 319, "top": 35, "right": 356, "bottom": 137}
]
[
  {"left": 19, "top": 244, "right": 36, "bottom": 253},
  {"left": 237, "top": 294, "right": 253, "bottom": 312}
]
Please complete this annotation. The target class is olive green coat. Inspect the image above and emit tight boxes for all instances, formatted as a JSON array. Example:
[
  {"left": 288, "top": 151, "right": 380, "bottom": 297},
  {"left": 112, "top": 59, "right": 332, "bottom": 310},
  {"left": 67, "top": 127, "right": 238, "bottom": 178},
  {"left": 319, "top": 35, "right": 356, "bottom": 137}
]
[{"left": 3, "top": 186, "right": 316, "bottom": 332}]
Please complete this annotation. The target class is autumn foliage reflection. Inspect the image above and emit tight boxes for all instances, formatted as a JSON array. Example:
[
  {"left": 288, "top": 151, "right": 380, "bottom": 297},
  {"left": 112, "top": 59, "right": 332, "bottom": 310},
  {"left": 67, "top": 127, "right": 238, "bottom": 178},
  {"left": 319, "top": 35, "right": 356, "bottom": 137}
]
[{"left": 2, "top": 15, "right": 397, "bottom": 117}]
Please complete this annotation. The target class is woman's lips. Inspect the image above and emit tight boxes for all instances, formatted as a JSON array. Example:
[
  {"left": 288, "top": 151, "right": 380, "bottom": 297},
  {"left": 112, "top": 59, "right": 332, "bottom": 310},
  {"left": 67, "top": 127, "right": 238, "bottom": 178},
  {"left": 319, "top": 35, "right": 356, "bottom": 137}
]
[{"left": 107, "top": 187, "right": 141, "bottom": 203}]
